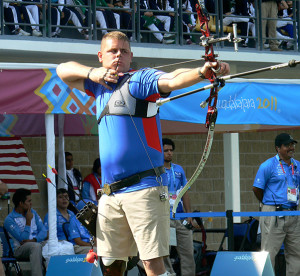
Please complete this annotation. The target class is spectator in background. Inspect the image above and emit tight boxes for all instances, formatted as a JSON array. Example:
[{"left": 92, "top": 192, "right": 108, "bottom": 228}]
[
  {"left": 4, "top": 188, "right": 47, "bottom": 276},
  {"left": 0, "top": 181, "right": 8, "bottom": 275},
  {"left": 68, "top": 204, "right": 96, "bottom": 254},
  {"left": 44, "top": 0, "right": 62, "bottom": 37},
  {"left": 261, "top": 0, "right": 282, "bottom": 51},
  {"left": 21, "top": 0, "right": 43, "bottom": 36},
  {"left": 276, "top": 0, "right": 294, "bottom": 50},
  {"left": 58, "top": 0, "right": 90, "bottom": 39},
  {"left": 244, "top": 0, "right": 256, "bottom": 47},
  {"left": 44, "top": 188, "right": 76, "bottom": 241},
  {"left": 65, "top": 152, "right": 82, "bottom": 205},
  {"left": 168, "top": 0, "right": 195, "bottom": 45},
  {"left": 162, "top": 138, "right": 195, "bottom": 276},
  {"left": 83, "top": 0, "right": 118, "bottom": 37},
  {"left": 3, "top": 1, "right": 31, "bottom": 36},
  {"left": 149, "top": 0, "right": 175, "bottom": 40},
  {"left": 104, "top": 0, "right": 121, "bottom": 30},
  {"left": 222, "top": 0, "right": 250, "bottom": 47},
  {"left": 139, "top": 0, "right": 175, "bottom": 44},
  {"left": 82, "top": 158, "right": 102, "bottom": 205},
  {"left": 113, "top": 0, "right": 133, "bottom": 39},
  {"left": 253, "top": 133, "right": 300, "bottom": 275}
]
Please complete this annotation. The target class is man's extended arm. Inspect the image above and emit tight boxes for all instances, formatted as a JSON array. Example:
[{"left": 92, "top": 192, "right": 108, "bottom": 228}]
[
  {"left": 157, "top": 62, "right": 230, "bottom": 94},
  {"left": 56, "top": 62, "right": 116, "bottom": 91}
]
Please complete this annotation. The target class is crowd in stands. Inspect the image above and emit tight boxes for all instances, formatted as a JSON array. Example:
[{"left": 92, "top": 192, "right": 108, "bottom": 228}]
[
  {"left": 1, "top": 153, "right": 101, "bottom": 275},
  {"left": 0, "top": 0, "right": 298, "bottom": 48}
]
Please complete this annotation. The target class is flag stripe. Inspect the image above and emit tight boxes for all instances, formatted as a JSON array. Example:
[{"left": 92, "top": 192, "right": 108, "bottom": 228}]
[
  {"left": 0, "top": 162, "right": 31, "bottom": 167},
  {"left": 0, "top": 137, "right": 39, "bottom": 193}
]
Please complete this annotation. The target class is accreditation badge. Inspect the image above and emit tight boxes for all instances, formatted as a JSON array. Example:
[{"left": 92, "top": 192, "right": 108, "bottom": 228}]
[{"left": 287, "top": 187, "right": 298, "bottom": 203}]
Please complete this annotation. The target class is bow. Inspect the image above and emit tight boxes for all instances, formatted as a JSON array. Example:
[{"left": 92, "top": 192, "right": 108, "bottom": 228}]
[{"left": 170, "top": 1, "right": 237, "bottom": 217}]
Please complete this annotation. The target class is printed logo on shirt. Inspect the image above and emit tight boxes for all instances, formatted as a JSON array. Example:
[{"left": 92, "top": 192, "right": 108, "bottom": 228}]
[
  {"left": 174, "top": 171, "right": 182, "bottom": 177},
  {"left": 114, "top": 100, "right": 126, "bottom": 107}
]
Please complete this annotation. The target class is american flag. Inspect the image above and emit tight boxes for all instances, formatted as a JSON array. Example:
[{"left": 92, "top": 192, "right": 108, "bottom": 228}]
[{"left": 0, "top": 137, "right": 39, "bottom": 193}]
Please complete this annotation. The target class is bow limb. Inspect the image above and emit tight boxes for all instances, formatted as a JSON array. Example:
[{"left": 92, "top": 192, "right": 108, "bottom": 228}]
[{"left": 172, "top": 120, "right": 215, "bottom": 217}]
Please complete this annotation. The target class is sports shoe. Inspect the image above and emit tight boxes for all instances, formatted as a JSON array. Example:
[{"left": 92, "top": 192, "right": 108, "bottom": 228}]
[
  {"left": 270, "top": 46, "right": 283, "bottom": 51},
  {"left": 163, "top": 33, "right": 175, "bottom": 39},
  {"left": 162, "top": 39, "right": 175, "bottom": 44},
  {"left": 286, "top": 42, "right": 294, "bottom": 50},
  {"left": 186, "top": 39, "right": 195, "bottom": 45},
  {"left": 18, "top": 28, "right": 31, "bottom": 36},
  {"left": 32, "top": 29, "right": 42, "bottom": 37},
  {"left": 263, "top": 43, "right": 269, "bottom": 49}
]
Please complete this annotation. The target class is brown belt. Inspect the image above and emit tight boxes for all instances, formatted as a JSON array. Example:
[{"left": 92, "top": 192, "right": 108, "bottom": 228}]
[{"left": 103, "top": 166, "right": 165, "bottom": 195}]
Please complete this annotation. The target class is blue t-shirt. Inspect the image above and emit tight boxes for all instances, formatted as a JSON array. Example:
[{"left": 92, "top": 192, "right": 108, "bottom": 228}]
[
  {"left": 84, "top": 69, "right": 168, "bottom": 193},
  {"left": 165, "top": 163, "right": 187, "bottom": 216},
  {"left": 253, "top": 155, "right": 300, "bottom": 207},
  {"left": 44, "top": 209, "right": 75, "bottom": 240},
  {"left": 68, "top": 216, "right": 91, "bottom": 245}
]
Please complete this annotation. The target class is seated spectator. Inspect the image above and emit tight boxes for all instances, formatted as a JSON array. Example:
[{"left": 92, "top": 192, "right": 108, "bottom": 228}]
[
  {"left": 139, "top": 0, "right": 175, "bottom": 44},
  {"left": 168, "top": 0, "right": 196, "bottom": 45},
  {"left": 113, "top": 0, "right": 133, "bottom": 39},
  {"left": 276, "top": 0, "right": 294, "bottom": 50},
  {"left": 0, "top": 180, "right": 8, "bottom": 275},
  {"left": 244, "top": 0, "right": 256, "bottom": 47},
  {"left": 68, "top": 214, "right": 96, "bottom": 254},
  {"left": 64, "top": 151, "right": 83, "bottom": 205},
  {"left": 58, "top": 0, "right": 90, "bottom": 39},
  {"left": 222, "top": 0, "right": 249, "bottom": 47},
  {"left": 104, "top": 0, "right": 121, "bottom": 30},
  {"left": 42, "top": 0, "right": 62, "bottom": 37},
  {"left": 21, "top": 0, "right": 43, "bottom": 36},
  {"left": 4, "top": 188, "right": 47, "bottom": 276},
  {"left": 3, "top": 1, "right": 30, "bottom": 36},
  {"left": 83, "top": 0, "right": 118, "bottom": 36},
  {"left": 82, "top": 158, "right": 102, "bottom": 204},
  {"left": 149, "top": 0, "right": 175, "bottom": 39},
  {"left": 44, "top": 188, "right": 76, "bottom": 241}
]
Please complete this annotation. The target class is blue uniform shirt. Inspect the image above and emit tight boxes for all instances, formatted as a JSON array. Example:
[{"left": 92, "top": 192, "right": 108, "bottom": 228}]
[
  {"left": 44, "top": 209, "right": 75, "bottom": 240},
  {"left": 68, "top": 216, "right": 91, "bottom": 245},
  {"left": 165, "top": 163, "right": 187, "bottom": 218},
  {"left": 253, "top": 155, "right": 300, "bottom": 207},
  {"left": 4, "top": 208, "right": 47, "bottom": 249},
  {"left": 84, "top": 69, "right": 168, "bottom": 193}
]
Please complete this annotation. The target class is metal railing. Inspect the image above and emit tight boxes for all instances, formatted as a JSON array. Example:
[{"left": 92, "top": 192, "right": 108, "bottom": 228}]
[{"left": 0, "top": 0, "right": 299, "bottom": 51}]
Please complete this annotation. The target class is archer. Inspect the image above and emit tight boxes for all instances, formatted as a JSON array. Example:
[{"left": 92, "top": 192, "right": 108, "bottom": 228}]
[{"left": 56, "top": 31, "right": 229, "bottom": 276}]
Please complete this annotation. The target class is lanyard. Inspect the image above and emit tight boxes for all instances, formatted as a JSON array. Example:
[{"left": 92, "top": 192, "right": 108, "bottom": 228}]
[
  {"left": 167, "top": 164, "right": 176, "bottom": 193},
  {"left": 279, "top": 160, "right": 296, "bottom": 187}
]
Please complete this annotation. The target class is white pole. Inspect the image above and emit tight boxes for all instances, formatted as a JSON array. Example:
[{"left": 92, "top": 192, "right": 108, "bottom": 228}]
[
  {"left": 223, "top": 133, "right": 241, "bottom": 223},
  {"left": 58, "top": 114, "right": 66, "bottom": 189},
  {"left": 45, "top": 114, "right": 58, "bottom": 255}
]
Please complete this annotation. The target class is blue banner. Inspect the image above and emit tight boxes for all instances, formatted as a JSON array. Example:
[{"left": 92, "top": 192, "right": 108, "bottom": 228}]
[{"left": 160, "top": 81, "right": 300, "bottom": 126}]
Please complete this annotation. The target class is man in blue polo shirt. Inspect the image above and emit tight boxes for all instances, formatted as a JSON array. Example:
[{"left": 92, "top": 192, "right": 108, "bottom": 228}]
[
  {"left": 44, "top": 188, "right": 75, "bottom": 241},
  {"left": 4, "top": 188, "right": 47, "bottom": 276},
  {"left": 162, "top": 138, "right": 195, "bottom": 276},
  {"left": 253, "top": 133, "right": 300, "bottom": 276},
  {"left": 56, "top": 31, "right": 230, "bottom": 276}
]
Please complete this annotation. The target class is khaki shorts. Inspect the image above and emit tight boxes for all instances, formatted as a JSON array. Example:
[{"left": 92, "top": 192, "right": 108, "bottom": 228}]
[{"left": 96, "top": 186, "right": 170, "bottom": 260}]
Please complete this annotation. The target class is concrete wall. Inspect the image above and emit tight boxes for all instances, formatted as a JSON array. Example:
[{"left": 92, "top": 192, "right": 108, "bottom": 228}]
[{"left": 1, "top": 129, "right": 300, "bottom": 250}]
